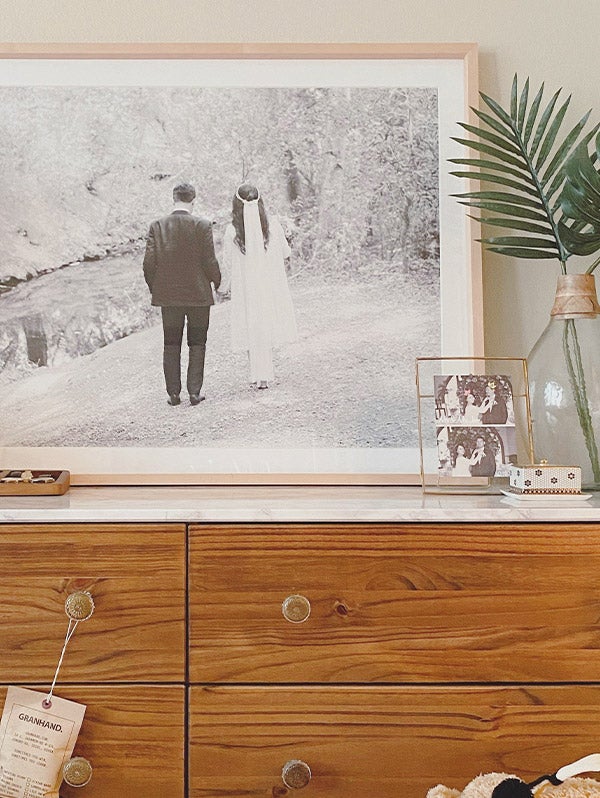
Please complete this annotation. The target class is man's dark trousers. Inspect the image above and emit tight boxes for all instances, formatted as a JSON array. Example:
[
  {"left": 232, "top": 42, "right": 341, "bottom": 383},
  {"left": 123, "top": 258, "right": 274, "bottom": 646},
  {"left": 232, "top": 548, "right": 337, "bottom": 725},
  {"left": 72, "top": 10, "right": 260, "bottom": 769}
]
[{"left": 161, "top": 306, "right": 210, "bottom": 397}]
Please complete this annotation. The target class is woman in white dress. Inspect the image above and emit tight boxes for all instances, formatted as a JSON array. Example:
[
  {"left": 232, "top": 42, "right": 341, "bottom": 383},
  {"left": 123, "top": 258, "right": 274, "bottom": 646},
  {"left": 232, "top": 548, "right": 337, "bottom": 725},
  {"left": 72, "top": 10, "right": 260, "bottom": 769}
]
[
  {"left": 220, "top": 183, "right": 298, "bottom": 388},
  {"left": 461, "top": 392, "right": 483, "bottom": 425},
  {"left": 452, "top": 443, "right": 472, "bottom": 477}
]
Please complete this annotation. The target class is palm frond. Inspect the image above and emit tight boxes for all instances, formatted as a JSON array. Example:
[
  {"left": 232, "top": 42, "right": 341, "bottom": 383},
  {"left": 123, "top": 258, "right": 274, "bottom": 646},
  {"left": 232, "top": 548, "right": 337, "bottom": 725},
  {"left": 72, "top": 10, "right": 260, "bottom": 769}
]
[
  {"left": 559, "top": 136, "right": 600, "bottom": 259},
  {"left": 449, "top": 157, "right": 535, "bottom": 184},
  {"left": 455, "top": 191, "right": 543, "bottom": 209},
  {"left": 545, "top": 121, "right": 600, "bottom": 200},
  {"left": 486, "top": 247, "right": 559, "bottom": 259},
  {"left": 451, "top": 75, "right": 597, "bottom": 266},
  {"left": 522, "top": 83, "right": 545, "bottom": 146},
  {"left": 451, "top": 136, "right": 525, "bottom": 169},
  {"left": 516, "top": 77, "right": 529, "bottom": 132},
  {"left": 467, "top": 214, "right": 554, "bottom": 235},
  {"left": 479, "top": 235, "right": 559, "bottom": 250},
  {"left": 457, "top": 200, "right": 550, "bottom": 223},
  {"left": 558, "top": 221, "right": 600, "bottom": 256},
  {"left": 450, "top": 171, "right": 539, "bottom": 195},
  {"left": 535, "top": 96, "right": 571, "bottom": 171},
  {"left": 529, "top": 89, "right": 561, "bottom": 162}
]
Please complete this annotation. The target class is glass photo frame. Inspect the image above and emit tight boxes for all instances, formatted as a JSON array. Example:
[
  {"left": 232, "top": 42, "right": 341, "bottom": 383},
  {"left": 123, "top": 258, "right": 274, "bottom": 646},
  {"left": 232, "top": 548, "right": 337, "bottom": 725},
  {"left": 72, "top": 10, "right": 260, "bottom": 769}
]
[{"left": 416, "top": 357, "right": 533, "bottom": 493}]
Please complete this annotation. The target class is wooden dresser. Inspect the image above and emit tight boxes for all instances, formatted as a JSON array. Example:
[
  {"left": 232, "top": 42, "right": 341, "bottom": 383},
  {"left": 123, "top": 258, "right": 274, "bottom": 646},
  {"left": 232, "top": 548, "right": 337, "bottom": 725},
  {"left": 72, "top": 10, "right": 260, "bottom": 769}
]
[{"left": 1, "top": 488, "right": 599, "bottom": 797}]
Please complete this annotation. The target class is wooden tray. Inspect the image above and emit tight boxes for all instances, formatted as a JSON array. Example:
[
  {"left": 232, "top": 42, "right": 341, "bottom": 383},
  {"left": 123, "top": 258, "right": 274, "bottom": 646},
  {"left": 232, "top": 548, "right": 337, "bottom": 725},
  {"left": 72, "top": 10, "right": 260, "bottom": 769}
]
[{"left": 0, "top": 470, "right": 70, "bottom": 495}]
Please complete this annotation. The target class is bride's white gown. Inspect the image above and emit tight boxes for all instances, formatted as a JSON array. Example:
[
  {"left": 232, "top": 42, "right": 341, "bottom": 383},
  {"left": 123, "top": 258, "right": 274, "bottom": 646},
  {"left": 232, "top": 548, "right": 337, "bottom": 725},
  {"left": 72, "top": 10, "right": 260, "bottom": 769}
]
[{"left": 222, "top": 218, "right": 298, "bottom": 383}]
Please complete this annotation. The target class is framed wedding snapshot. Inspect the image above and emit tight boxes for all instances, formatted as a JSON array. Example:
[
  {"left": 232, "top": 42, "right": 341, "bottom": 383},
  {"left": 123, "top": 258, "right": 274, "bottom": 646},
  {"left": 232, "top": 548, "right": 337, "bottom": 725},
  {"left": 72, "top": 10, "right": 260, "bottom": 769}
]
[
  {"left": 0, "top": 43, "right": 482, "bottom": 485},
  {"left": 416, "top": 357, "right": 534, "bottom": 493}
]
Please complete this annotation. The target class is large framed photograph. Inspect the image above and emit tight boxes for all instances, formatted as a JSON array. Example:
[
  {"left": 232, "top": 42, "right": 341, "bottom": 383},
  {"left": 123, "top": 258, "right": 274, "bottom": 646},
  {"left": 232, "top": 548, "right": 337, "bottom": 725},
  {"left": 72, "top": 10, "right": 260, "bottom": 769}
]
[{"left": 0, "top": 44, "right": 482, "bottom": 484}]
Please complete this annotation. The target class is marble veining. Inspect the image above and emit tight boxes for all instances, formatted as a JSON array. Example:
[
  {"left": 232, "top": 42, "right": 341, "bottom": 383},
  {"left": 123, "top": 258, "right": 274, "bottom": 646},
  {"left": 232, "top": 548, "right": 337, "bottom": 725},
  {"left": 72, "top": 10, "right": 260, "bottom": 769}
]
[{"left": 0, "top": 485, "right": 599, "bottom": 522}]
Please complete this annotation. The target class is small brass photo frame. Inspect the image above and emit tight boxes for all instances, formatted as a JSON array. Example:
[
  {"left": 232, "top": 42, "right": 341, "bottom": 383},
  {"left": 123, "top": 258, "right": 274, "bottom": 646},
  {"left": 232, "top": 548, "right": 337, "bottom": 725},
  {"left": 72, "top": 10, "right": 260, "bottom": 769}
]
[{"left": 416, "top": 357, "right": 533, "bottom": 493}]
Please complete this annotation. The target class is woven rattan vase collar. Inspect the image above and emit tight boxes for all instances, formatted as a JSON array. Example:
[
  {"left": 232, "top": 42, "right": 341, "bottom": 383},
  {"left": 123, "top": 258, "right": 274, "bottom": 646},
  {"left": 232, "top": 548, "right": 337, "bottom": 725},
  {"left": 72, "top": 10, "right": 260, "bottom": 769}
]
[{"left": 550, "top": 274, "right": 600, "bottom": 318}]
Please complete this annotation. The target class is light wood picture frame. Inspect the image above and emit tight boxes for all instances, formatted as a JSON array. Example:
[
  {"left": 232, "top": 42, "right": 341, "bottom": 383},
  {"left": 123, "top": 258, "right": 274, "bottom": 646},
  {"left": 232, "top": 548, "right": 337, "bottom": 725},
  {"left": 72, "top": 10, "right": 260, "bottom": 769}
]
[{"left": 0, "top": 43, "right": 482, "bottom": 485}]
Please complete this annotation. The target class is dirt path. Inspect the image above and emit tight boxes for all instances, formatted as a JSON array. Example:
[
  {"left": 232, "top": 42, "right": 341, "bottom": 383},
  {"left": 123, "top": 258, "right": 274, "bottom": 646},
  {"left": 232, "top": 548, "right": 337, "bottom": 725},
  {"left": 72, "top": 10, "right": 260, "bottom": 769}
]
[{"left": 0, "top": 272, "right": 438, "bottom": 449}]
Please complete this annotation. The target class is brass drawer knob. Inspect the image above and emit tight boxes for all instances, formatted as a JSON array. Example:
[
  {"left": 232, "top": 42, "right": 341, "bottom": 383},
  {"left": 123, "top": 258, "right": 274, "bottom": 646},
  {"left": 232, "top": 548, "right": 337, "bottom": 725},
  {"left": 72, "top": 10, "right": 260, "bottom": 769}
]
[
  {"left": 63, "top": 756, "right": 93, "bottom": 787},
  {"left": 281, "top": 594, "right": 311, "bottom": 623},
  {"left": 282, "top": 759, "right": 311, "bottom": 789},
  {"left": 65, "top": 591, "right": 95, "bottom": 622}
]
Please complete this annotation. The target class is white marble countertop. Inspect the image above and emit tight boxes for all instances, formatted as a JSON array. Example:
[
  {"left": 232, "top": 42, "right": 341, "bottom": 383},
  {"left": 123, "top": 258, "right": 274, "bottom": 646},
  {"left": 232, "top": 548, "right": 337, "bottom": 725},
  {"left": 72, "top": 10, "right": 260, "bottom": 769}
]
[{"left": 0, "top": 485, "right": 599, "bottom": 523}]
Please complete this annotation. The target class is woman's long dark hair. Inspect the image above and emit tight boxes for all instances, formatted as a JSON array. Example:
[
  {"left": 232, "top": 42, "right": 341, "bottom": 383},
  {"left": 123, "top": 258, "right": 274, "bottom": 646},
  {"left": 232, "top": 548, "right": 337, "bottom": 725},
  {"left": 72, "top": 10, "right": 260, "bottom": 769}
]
[{"left": 232, "top": 183, "right": 270, "bottom": 254}]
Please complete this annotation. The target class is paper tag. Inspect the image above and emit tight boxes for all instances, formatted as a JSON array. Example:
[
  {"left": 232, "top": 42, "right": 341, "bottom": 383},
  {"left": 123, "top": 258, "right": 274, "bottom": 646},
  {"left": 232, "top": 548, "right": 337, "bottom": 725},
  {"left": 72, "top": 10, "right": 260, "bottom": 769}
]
[{"left": 0, "top": 687, "right": 86, "bottom": 798}]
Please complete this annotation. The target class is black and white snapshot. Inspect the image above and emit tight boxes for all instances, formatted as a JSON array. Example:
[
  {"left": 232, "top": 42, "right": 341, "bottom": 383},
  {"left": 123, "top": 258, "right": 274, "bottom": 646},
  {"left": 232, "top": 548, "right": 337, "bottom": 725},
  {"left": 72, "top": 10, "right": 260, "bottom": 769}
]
[
  {"left": 0, "top": 83, "right": 441, "bottom": 450},
  {"left": 434, "top": 374, "right": 517, "bottom": 478}
]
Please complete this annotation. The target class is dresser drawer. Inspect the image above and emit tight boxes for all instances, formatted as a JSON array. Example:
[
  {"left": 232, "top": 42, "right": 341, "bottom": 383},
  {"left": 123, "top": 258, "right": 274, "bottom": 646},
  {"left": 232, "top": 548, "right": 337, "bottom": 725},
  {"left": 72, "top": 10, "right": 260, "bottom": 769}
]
[
  {"left": 189, "top": 523, "right": 600, "bottom": 683},
  {"left": 190, "top": 685, "right": 600, "bottom": 798},
  {"left": 0, "top": 685, "right": 184, "bottom": 798},
  {"left": 0, "top": 524, "right": 185, "bottom": 682}
]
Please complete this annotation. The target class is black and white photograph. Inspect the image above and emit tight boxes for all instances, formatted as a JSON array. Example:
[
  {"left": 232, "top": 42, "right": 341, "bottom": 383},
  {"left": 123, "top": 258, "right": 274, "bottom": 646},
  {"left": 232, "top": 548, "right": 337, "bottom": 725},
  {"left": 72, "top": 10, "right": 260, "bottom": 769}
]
[
  {"left": 434, "top": 374, "right": 515, "bottom": 427},
  {"left": 436, "top": 425, "right": 517, "bottom": 478},
  {"left": 0, "top": 51, "right": 479, "bottom": 481}
]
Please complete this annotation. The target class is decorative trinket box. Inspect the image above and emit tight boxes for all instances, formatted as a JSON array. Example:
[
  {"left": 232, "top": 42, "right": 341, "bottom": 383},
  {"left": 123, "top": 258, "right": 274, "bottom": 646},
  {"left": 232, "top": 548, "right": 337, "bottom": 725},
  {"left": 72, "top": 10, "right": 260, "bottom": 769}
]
[{"left": 508, "top": 462, "right": 581, "bottom": 494}]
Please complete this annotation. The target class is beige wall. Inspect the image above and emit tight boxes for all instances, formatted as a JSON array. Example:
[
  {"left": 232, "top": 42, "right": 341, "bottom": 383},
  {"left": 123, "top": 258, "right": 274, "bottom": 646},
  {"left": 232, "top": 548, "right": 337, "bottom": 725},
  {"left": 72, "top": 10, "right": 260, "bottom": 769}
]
[{"left": 4, "top": 0, "right": 599, "bottom": 355}]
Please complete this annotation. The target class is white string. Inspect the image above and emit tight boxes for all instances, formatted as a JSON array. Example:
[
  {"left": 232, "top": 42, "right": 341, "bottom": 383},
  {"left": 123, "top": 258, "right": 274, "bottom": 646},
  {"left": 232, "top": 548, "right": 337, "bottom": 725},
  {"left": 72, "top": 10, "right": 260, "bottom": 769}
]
[{"left": 43, "top": 619, "right": 79, "bottom": 708}]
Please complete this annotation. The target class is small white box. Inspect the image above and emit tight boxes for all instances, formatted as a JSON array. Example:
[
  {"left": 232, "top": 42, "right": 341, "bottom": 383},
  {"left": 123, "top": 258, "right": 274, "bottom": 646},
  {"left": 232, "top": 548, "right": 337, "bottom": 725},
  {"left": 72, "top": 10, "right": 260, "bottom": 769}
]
[{"left": 509, "top": 463, "right": 581, "bottom": 494}]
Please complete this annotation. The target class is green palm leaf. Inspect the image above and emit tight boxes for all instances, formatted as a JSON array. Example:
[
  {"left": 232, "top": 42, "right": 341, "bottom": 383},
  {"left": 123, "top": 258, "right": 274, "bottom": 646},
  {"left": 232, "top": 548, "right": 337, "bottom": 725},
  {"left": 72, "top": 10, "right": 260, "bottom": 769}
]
[
  {"left": 451, "top": 75, "right": 597, "bottom": 267},
  {"left": 455, "top": 191, "right": 543, "bottom": 209},
  {"left": 510, "top": 74, "right": 518, "bottom": 122},
  {"left": 561, "top": 183, "right": 600, "bottom": 226},
  {"left": 523, "top": 83, "right": 545, "bottom": 146},
  {"left": 457, "top": 201, "right": 549, "bottom": 222},
  {"left": 472, "top": 108, "right": 517, "bottom": 139},
  {"left": 458, "top": 122, "right": 524, "bottom": 157},
  {"left": 451, "top": 136, "right": 526, "bottom": 169},
  {"left": 558, "top": 221, "right": 600, "bottom": 256},
  {"left": 542, "top": 115, "right": 595, "bottom": 186},
  {"left": 450, "top": 171, "right": 539, "bottom": 195},
  {"left": 487, "top": 247, "right": 559, "bottom": 259},
  {"left": 517, "top": 77, "right": 529, "bottom": 132},
  {"left": 566, "top": 141, "right": 600, "bottom": 201},
  {"left": 559, "top": 136, "right": 600, "bottom": 261},
  {"left": 449, "top": 157, "right": 536, "bottom": 184},
  {"left": 479, "top": 235, "right": 558, "bottom": 250},
  {"left": 468, "top": 215, "right": 554, "bottom": 235},
  {"left": 535, "top": 96, "right": 571, "bottom": 171},
  {"left": 545, "top": 122, "right": 600, "bottom": 200},
  {"left": 529, "top": 89, "right": 561, "bottom": 162},
  {"left": 480, "top": 92, "right": 514, "bottom": 129}
]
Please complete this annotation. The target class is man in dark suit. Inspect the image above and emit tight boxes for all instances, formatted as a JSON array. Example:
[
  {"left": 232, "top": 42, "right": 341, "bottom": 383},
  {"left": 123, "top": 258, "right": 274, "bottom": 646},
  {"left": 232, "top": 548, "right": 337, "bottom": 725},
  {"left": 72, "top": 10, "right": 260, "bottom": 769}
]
[
  {"left": 143, "top": 183, "right": 221, "bottom": 406},
  {"left": 469, "top": 435, "right": 497, "bottom": 477},
  {"left": 480, "top": 382, "right": 508, "bottom": 425}
]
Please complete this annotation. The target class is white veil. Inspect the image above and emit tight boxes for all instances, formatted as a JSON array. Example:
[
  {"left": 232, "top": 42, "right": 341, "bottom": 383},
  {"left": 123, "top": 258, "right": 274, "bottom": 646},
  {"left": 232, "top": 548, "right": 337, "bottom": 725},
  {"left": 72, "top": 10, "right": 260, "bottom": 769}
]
[
  {"left": 235, "top": 187, "right": 274, "bottom": 382},
  {"left": 236, "top": 188, "right": 267, "bottom": 268}
]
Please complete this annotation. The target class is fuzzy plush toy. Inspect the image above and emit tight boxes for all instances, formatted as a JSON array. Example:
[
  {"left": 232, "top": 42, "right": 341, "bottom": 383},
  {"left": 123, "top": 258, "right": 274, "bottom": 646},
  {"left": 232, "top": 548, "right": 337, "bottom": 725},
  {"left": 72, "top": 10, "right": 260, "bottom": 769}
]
[{"left": 426, "top": 772, "right": 600, "bottom": 798}]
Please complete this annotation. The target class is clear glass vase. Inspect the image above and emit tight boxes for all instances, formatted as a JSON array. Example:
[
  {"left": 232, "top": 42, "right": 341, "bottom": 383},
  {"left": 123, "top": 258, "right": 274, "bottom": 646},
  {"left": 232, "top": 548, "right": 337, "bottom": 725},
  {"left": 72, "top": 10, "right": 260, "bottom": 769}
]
[{"left": 528, "top": 274, "right": 600, "bottom": 490}]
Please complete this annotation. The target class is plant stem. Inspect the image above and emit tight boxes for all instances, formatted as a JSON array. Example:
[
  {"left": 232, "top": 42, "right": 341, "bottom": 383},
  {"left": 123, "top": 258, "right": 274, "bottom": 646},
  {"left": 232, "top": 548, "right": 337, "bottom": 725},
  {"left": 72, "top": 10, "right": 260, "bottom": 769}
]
[
  {"left": 586, "top": 255, "right": 600, "bottom": 275},
  {"left": 562, "top": 318, "right": 600, "bottom": 483}
]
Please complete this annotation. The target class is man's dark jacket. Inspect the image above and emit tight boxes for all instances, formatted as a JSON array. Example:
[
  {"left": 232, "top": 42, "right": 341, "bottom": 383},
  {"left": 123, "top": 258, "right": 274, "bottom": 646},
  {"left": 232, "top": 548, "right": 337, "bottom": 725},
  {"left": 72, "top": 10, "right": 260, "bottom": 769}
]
[
  {"left": 143, "top": 210, "right": 221, "bottom": 306},
  {"left": 470, "top": 448, "right": 496, "bottom": 477}
]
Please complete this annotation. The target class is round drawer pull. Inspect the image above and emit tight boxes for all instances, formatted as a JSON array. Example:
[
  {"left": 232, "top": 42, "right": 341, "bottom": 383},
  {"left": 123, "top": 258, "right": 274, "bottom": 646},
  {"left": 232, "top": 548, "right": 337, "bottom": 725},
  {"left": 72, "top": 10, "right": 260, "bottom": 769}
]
[
  {"left": 282, "top": 594, "right": 311, "bottom": 624},
  {"left": 282, "top": 759, "right": 311, "bottom": 789},
  {"left": 63, "top": 756, "right": 93, "bottom": 787},
  {"left": 65, "top": 591, "right": 95, "bottom": 622}
]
